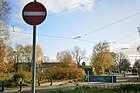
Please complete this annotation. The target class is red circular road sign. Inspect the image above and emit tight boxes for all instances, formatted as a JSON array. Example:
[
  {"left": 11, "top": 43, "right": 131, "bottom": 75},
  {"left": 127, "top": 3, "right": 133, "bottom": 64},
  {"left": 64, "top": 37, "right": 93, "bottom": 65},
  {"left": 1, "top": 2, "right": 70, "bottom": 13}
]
[{"left": 22, "top": 2, "right": 47, "bottom": 25}]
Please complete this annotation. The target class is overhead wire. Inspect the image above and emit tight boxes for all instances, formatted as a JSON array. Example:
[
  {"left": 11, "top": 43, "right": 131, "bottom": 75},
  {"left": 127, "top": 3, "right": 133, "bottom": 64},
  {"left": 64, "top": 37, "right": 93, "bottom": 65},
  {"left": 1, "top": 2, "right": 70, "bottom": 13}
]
[
  {"left": 9, "top": 0, "right": 103, "bottom": 44},
  {"left": 113, "top": 32, "right": 138, "bottom": 43},
  {"left": 9, "top": 0, "right": 140, "bottom": 45},
  {"left": 11, "top": 0, "right": 103, "bottom": 26},
  {"left": 73, "top": 11, "right": 140, "bottom": 39},
  {"left": 9, "top": 31, "right": 96, "bottom": 43},
  {"left": 10, "top": 11, "right": 140, "bottom": 45}
]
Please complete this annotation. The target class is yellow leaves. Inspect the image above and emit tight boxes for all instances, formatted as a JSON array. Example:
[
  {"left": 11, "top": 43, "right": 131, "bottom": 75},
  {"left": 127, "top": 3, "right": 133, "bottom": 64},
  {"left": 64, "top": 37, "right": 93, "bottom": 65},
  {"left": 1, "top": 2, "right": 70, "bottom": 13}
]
[
  {"left": 45, "top": 68, "right": 85, "bottom": 79},
  {"left": 36, "top": 44, "right": 43, "bottom": 58},
  {"left": 0, "top": 62, "right": 7, "bottom": 73},
  {"left": 91, "top": 41, "right": 113, "bottom": 75},
  {"left": 0, "top": 38, "right": 6, "bottom": 62},
  {"left": 6, "top": 63, "right": 13, "bottom": 71},
  {"left": 57, "top": 50, "right": 76, "bottom": 68},
  {"left": 24, "top": 44, "right": 44, "bottom": 59}
]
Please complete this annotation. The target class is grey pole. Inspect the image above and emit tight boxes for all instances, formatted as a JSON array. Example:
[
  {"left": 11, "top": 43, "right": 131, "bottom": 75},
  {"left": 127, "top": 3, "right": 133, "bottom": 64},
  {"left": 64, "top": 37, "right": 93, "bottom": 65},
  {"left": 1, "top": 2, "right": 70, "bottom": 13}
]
[
  {"left": 32, "top": 25, "right": 36, "bottom": 93},
  {"left": 88, "top": 71, "right": 89, "bottom": 86},
  {"left": 112, "top": 75, "right": 114, "bottom": 89}
]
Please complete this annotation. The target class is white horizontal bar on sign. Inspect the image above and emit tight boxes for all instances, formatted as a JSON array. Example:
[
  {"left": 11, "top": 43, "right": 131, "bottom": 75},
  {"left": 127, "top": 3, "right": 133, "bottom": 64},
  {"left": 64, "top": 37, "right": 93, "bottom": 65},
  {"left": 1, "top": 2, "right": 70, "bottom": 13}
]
[{"left": 23, "top": 12, "right": 46, "bottom": 16}]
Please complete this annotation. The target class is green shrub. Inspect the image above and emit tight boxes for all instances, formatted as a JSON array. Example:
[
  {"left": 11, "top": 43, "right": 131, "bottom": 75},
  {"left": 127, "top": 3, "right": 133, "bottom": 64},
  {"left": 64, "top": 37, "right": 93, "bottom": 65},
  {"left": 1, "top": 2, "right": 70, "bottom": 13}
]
[
  {"left": 13, "top": 72, "right": 32, "bottom": 85},
  {"left": 0, "top": 73, "right": 13, "bottom": 80},
  {"left": 0, "top": 79, "right": 17, "bottom": 87},
  {"left": 36, "top": 72, "right": 47, "bottom": 83}
]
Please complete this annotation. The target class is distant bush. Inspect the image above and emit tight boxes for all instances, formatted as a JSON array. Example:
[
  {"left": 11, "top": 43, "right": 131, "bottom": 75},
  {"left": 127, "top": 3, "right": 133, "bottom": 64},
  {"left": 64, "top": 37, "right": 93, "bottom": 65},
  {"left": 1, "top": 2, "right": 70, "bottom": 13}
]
[
  {"left": 0, "top": 73, "right": 13, "bottom": 80},
  {"left": 36, "top": 72, "right": 47, "bottom": 83},
  {"left": 2, "top": 79, "right": 17, "bottom": 87},
  {"left": 45, "top": 68, "right": 85, "bottom": 80},
  {"left": 12, "top": 72, "right": 32, "bottom": 85}
]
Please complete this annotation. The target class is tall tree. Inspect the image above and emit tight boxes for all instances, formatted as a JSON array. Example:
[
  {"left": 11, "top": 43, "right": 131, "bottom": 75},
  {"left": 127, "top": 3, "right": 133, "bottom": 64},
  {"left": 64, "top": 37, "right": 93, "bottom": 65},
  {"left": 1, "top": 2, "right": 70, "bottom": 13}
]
[
  {"left": 5, "top": 46, "right": 14, "bottom": 72},
  {"left": 14, "top": 44, "right": 24, "bottom": 72},
  {"left": 24, "top": 44, "right": 44, "bottom": 71},
  {"left": 57, "top": 50, "right": 76, "bottom": 68},
  {"left": 24, "top": 45, "right": 32, "bottom": 71},
  {"left": 13, "top": 44, "right": 44, "bottom": 72},
  {"left": 119, "top": 59, "right": 130, "bottom": 71},
  {"left": 0, "top": 38, "right": 7, "bottom": 73},
  {"left": 91, "top": 41, "right": 113, "bottom": 74},
  {"left": 0, "top": 0, "right": 11, "bottom": 71},
  {"left": 0, "top": 0, "right": 11, "bottom": 23},
  {"left": 36, "top": 44, "right": 44, "bottom": 66},
  {"left": 113, "top": 52, "right": 130, "bottom": 72},
  {"left": 72, "top": 46, "right": 86, "bottom": 68},
  {"left": 0, "top": 38, "right": 6, "bottom": 62},
  {"left": 0, "top": 0, "right": 10, "bottom": 41}
]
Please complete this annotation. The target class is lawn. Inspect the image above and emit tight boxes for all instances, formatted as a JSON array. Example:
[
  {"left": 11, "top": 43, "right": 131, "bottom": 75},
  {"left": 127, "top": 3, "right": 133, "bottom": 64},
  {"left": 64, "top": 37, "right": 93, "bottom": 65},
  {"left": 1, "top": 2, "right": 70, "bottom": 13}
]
[{"left": 44, "top": 84, "right": 140, "bottom": 93}]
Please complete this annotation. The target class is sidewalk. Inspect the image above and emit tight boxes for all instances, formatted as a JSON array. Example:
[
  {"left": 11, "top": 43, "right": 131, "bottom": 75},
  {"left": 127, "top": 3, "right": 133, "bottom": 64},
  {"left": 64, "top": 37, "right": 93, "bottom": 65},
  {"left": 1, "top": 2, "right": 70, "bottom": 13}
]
[
  {"left": 1, "top": 75, "right": 140, "bottom": 93},
  {"left": 0, "top": 81, "right": 73, "bottom": 93},
  {"left": 0, "top": 82, "right": 106, "bottom": 93}
]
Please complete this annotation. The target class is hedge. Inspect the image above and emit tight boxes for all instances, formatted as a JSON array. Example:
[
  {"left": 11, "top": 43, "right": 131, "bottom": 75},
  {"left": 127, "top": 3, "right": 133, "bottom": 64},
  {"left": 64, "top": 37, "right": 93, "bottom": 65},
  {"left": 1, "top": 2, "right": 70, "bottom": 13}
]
[
  {"left": 0, "top": 68, "right": 85, "bottom": 87},
  {"left": 45, "top": 68, "right": 85, "bottom": 80}
]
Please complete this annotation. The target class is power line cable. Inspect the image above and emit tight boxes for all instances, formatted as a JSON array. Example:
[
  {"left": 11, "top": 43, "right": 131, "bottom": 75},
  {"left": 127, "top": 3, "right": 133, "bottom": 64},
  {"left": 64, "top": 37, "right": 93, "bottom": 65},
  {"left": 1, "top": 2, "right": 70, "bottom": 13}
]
[
  {"left": 74, "top": 11, "right": 140, "bottom": 39},
  {"left": 10, "top": 0, "right": 140, "bottom": 44},
  {"left": 11, "top": 0, "right": 103, "bottom": 26},
  {"left": 9, "top": 29, "right": 139, "bottom": 46},
  {"left": 9, "top": 31, "right": 96, "bottom": 43},
  {"left": 9, "top": 27, "right": 138, "bottom": 45},
  {"left": 114, "top": 32, "right": 137, "bottom": 43}
]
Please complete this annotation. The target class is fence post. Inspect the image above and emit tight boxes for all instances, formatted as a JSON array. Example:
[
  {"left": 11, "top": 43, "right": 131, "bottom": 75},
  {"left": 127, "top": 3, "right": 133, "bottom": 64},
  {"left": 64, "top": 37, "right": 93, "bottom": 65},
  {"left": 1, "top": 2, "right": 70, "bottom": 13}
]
[
  {"left": 19, "top": 81, "right": 22, "bottom": 91},
  {"left": 1, "top": 81, "right": 4, "bottom": 92},
  {"left": 38, "top": 78, "right": 40, "bottom": 86},
  {"left": 50, "top": 78, "right": 52, "bottom": 86}
]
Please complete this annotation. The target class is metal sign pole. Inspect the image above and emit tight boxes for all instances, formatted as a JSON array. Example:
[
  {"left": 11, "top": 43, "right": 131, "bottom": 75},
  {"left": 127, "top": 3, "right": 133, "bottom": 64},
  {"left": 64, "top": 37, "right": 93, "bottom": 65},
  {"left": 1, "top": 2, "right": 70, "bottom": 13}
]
[
  {"left": 88, "top": 71, "right": 89, "bottom": 86},
  {"left": 112, "top": 75, "right": 114, "bottom": 89},
  {"left": 22, "top": 2, "right": 46, "bottom": 92},
  {"left": 32, "top": 25, "right": 36, "bottom": 93}
]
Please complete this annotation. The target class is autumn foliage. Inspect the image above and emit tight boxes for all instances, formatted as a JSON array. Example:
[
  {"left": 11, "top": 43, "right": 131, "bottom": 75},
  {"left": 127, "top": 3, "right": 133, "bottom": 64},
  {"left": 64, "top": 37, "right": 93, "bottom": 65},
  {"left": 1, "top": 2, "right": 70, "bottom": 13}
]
[
  {"left": 91, "top": 41, "right": 113, "bottom": 75},
  {"left": 45, "top": 68, "right": 85, "bottom": 80},
  {"left": 0, "top": 62, "right": 7, "bottom": 73}
]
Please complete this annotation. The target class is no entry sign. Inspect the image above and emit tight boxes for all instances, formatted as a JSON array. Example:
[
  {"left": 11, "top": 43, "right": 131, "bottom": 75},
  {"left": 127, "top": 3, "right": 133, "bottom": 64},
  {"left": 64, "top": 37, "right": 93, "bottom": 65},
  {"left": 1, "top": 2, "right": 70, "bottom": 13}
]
[
  {"left": 22, "top": 2, "right": 47, "bottom": 25},
  {"left": 22, "top": 1, "right": 47, "bottom": 93}
]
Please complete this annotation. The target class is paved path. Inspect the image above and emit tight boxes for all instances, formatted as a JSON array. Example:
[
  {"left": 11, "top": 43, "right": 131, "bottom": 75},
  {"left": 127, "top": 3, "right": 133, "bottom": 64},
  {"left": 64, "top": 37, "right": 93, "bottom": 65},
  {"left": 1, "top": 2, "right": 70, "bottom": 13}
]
[{"left": 1, "top": 74, "right": 139, "bottom": 93}]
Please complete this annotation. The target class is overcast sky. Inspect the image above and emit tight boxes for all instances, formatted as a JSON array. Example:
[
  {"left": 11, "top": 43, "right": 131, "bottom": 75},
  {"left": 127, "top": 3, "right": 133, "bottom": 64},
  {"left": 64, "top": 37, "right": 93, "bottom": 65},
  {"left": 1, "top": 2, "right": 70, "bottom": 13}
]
[{"left": 7, "top": 0, "right": 140, "bottom": 65}]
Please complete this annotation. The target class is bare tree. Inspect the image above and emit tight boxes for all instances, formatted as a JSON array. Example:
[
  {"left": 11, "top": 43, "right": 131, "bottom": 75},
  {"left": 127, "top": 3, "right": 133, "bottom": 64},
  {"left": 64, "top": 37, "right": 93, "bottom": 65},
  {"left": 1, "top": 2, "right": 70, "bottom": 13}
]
[
  {"left": 0, "top": 0, "right": 11, "bottom": 23},
  {"left": 113, "top": 52, "right": 130, "bottom": 72},
  {"left": 14, "top": 44, "right": 25, "bottom": 72},
  {"left": 72, "top": 46, "right": 86, "bottom": 68}
]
